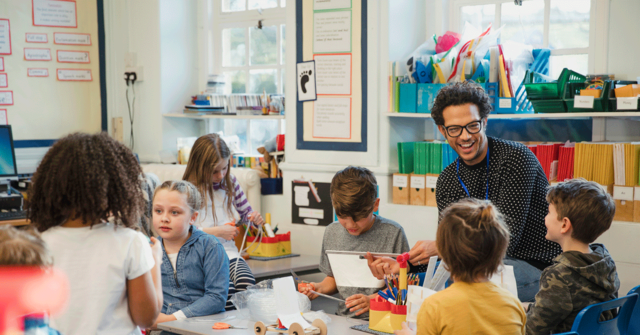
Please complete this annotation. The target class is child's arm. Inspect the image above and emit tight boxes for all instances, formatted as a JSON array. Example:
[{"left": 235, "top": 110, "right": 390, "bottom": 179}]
[
  {"left": 127, "top": 236, "right": 163, "bottom": 328},
  {"left": 171, "top": 242, "right": 230, "bottom": 317},
  {"left": 230, "top": 175, "right": 255, "bottom": 223},
  {"left": 201, "top": 225, "right": 238, "bottom": 241},
  {"left": 299, "top": 276, "right": 338, "bottom": 300},
  {"left": 525, "top": 268, "right": 573, "bottom": 335}
]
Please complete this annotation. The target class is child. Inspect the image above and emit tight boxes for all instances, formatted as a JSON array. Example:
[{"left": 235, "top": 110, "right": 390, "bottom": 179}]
[
  {"left": 29, "top": 132, "right": 163, "bottom": 335},
  {"left": 151, "top": 180, "right": 230, "bottom": 326},
  {"left": 300, "top": 166, "right": 410, "bottom": 318},
  {"left": 400, "top": 198, "right": 526, "bottom": 335},
  {"left": 183, "top": 133, "right": 264, "bottom": 309},
  {"left": 0, "top": 225, "right": 60, "bottom": 334},
  {"left": 525, "top": 178, "right": 619, "bottom": 334}
]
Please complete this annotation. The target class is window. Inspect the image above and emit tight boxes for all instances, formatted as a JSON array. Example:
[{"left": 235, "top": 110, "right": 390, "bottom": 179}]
[
  {"left": 210, "top": 0, "right": 286, "bottom": 155},
  {"left": 451, "top": 0, "right": 602, "bottom": 79}
]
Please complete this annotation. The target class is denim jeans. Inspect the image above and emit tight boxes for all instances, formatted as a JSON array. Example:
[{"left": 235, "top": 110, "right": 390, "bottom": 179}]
[{"left": 504, "top": 256, "right": 542, "bottom": 302}]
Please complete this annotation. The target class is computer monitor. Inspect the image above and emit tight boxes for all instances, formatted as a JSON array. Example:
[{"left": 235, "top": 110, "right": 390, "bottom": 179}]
[{"left": 0, "top": 125, "right": 18, "bottom": 178}]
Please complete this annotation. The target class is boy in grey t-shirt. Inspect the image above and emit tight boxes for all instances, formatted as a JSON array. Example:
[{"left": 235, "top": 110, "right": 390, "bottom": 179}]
[{"left": 300, "top": 166, "right": 410, "bottom": 318}]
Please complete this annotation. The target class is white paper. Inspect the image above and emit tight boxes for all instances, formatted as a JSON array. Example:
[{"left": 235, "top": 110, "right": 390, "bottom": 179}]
[
  {"left": 313, "top": 98, "right": 351, "bottom": 138},
  {"left": 26, "top": 33, "right": 48, "bottom": 43},
  {"left": 24, "top": 48, "right": 51, "bottom": 61},
  {"left": 423, "top": 256, "right": 438, "bottom": 288},
  {"left": 0, "top": 74, "right": 6, "bottom": 88},
  {"left": 299, "top": 208, "right": 324, "bottom": 219},
  {"left": 393, "top": 175, "right": 408, "bottom": 188},
  {"left": 314, "top": 54, "right": 351, "bottom": 95},
  {"left": 0, "top": 20, "right": 10, "bottom": 55},
  {"left": 635, "top": 187, "right": 640, "bottom": 201},
  {"left": 499, "top": 98, "right": 512, "bottom": 109},
  {"left": 490, "top": 265, "right": 518, "bottom": 299},
  {"left": 273, "top": 277, "right": 312, "bottom": 329},
  {"left": 314, "top": 0, "right": 351, "bottom": 10},
  {"left": 0, "top": 109, "right": 7, "bottom": 125},
  {"left": 294, "top": 186, "right": 310, "bottom": 206},
  {"left": 0, "top": 91, "right": 13, "bottom": 105},
  {"left": 406, "top": 285, "right": 436, "bottom": 323},
  {"left": 54, "top": 33, "right": 91, "bottom": 45},
  {"left": 426, "top": 176, "right": 438, "bottom": 189},
  {"left": 313, "top": 10, "right": 351, "bottom": 53},
  {"left": 326, "top": 252, "right": 385, "bottom": 288},
  {"left": 613, "top": 186, "right": 634, "bottom": 201},
  {"left": 410, "top": 176, "right": 425, "bottom": 189},
  {"left": 33, "top": 0, "right": 77, "bottom": 28},
  {"left": 57, "top": 50, "right": 89, "bottom": 63},
  {"left": 617, "top": 97, "right": 639, "bottom": 110},
  {"left": 28, "top": 68, "right": 49, "bottom": 77},
  {"left": 57, "top": 69, "right": 92, "bottom": 81},
  {"left": 574, "top": 96, "right": 595, "bottom": 109},
  {"left": 0, "top": 57, "right": 3, "bottom": 71},
  {"left": 297, "top": 61, "right": 317, "bottom": 101}
]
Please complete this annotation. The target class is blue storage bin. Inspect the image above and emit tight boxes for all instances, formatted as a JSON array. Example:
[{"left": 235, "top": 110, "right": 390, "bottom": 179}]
[
  {"left": 399, "top": 84, "right": 418, "bottom": 113},
  {"left": 261, "top": 178, "right": 283, "bottom": 195},
  {"left": 417, "top": 83, "right": 447, "bottom": 113}
]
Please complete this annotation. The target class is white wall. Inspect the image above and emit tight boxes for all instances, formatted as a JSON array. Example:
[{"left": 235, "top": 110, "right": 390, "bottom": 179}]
[{"left": 607, "top": 0, "right": 640, "bottom": 81}]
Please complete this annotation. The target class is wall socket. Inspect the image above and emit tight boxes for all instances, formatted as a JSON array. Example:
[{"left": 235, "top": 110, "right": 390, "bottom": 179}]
[
  {"left": 124, "top": 52, "right": 137, "bottom": 68},
  {"left": 125, "top": 66, "right": 144, "bottom": 82}
]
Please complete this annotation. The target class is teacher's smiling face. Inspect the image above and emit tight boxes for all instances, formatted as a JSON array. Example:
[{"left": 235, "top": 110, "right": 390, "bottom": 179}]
[{"left": 438, "top": 103, "right": 488, "bottom": 166}]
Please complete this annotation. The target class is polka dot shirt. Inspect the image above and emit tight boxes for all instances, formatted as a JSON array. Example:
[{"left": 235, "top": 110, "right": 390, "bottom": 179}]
[{"left": 435, "top": 137, "right": 562, "bottom": 264}]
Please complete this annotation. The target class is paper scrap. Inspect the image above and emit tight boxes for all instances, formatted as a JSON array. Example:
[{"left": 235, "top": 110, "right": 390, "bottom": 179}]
[
  {"left": 327, "top": 252, "right": 385, "bottom": 288},
  {"left": 273, "top": 277, "right": 312, "bottom": 329}
]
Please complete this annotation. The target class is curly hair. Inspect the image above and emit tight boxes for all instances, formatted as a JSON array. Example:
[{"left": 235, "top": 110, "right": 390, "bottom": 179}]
[
  {"left": 430, "top": 81, "right": 493, "bottom": 125},
  {"left": 28, "top": 132, "right": 145, "bottom": 232}
]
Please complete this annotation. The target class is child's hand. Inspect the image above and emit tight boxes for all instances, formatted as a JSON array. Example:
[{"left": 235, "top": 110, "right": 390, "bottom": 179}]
[
  {"left": 150, "top": 313, "right": 177, "bottom": 329},
  {"left": 299, "top": 282, "right": 319, "bottom": 300},
  {"left": 394, "top": 322, "right": 414, "bottom": 335},
  {"left": 346, "top": 294, "right": 371, "bottom": 316},
  {"left": 149, "top": 237, "right": 162, "bottom": 263},
  {"left": 219, "top": 224, "right": 239, "bottom": 240},
  {"left": 365, "top": 252, "right": 400, "bottom": 279},
  {"left": 249, "top": 212, "right": 265, "bottom": 226}
]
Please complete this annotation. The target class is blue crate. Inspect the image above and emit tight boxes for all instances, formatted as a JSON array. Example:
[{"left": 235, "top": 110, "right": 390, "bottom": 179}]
[
  {"left": 417, "top": 83, "right": 447, "bottom": 113},
  {"left": 399, "top": 84, "right": 418, "bottom": 113}
]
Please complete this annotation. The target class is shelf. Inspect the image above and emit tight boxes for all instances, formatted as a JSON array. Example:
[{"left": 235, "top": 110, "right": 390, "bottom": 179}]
[
  {"left": 385, "top": 112, "right": 640, "bottom": 119},
  {"left": 165, "top": 113, "right": 285, "bottom": 120},
  {"left": 269, "top": 151, "right": 285, "bottom": 156}
]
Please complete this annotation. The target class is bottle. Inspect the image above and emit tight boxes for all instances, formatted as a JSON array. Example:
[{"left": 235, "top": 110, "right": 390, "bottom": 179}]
[{"left": 263, "top": 213, "right": 275, "bottom": 237}]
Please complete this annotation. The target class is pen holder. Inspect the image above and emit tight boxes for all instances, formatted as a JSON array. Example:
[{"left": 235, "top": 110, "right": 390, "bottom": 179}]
[
  {"left": 390, "top": 304, "right": 407, "bottom": 331},
  {"left": 246, "top": 232, "right": 291, "bottom": 257},
  {"left": 369, "top": 296, "right": 394, "bottom": 334}
]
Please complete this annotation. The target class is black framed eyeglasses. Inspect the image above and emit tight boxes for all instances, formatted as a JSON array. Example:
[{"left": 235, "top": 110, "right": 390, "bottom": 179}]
[{"left": 443, "top": 120, "right": 483, "bottom": 137}]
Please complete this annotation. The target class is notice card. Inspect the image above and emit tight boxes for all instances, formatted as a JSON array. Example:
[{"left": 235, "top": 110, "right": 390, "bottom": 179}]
[
  {"left": 33, "top": 0, "right": 77, "bottom": 28},
  {"left": 57, "top": 69, "right": 92, "bottom": 81},
  {"left": 57, "top": 50, "right": 90, "bottom": 63},
  {"left": 24, "top": 48, "right": 52, "bottom": 61},
  {"left": 0, "top": 109, "right": 7, "bottom": 125},
  {"left": 314, "top": 54, "right": 351, "bottom": 95},
  {"left": 313, "top": 10, "right": 351, "bottom": 53},
  {"left": 0, "top": 74, "right": 6, "bottom": 88},
  {"left": 54, "top": 33, "right": 91, "bottom": 46},
  {"left": 313, "top": 98, "right": 351, "bottom": 139},
  {"left": 0, "top": 91, "right": 13, "bottom": 105},
  {"left": 26, "top": 33, "right": 48, "bottom": 43},
  {"left": 314, "top": 0, "right": 351, "bottom": 10},
  {"left": 0, "top": 20, "right": 11, "bottom": 55},
  {"left": 28, "top": 68, "right": 49, "bottom": 77},
  {"left": 0, "top": 57, "right": 3, "bottom": 71}
]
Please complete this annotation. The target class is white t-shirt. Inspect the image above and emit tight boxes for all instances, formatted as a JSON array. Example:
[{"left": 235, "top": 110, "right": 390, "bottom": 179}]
[
  {"left": 196, "top": 190, "right": 241, "bottom": 260},
  {"left": 167, "top": 252, "right": 178, "bottom": 270},
  {"left": 42, "top": 222, "right": 155, "bottom": 335}
]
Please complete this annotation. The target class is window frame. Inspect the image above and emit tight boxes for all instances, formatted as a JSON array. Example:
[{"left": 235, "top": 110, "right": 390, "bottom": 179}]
[{"left": 448, "top": 0, "right": 610, "bottom": 74}]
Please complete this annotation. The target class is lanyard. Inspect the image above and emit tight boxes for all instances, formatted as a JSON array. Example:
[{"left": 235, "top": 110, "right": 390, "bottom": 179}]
[{"left": 456, "top": 145, "right": 490, "bottom": 200}]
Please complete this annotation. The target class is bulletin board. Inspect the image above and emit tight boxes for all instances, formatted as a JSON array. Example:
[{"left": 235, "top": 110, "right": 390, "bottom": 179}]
[
  {"left": 296, "top": 0, "right": 367, "bottom": 152},
  {"left": 0, "top": 0, "right": 104, "bottom": 145}
]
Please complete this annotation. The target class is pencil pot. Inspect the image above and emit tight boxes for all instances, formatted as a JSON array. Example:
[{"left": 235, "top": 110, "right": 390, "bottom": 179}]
[
  {"left": 390, "top": 304, "right": 408, "bottom": 331},
  {"left": 246, "top": 232, "right": 291, "bottom": 257},
  {"left": 369, "top": 296, "right": 394, "bottom": 333}
]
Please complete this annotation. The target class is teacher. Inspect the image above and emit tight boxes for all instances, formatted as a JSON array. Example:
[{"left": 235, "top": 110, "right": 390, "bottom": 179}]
[{"left": 375, "top": 82, "right": 561, "bottom": 302}]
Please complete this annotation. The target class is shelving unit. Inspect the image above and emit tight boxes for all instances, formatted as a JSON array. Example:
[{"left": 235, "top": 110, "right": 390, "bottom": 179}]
[{"left": 165, "top": 113, "right": 285, "bottom": 120}]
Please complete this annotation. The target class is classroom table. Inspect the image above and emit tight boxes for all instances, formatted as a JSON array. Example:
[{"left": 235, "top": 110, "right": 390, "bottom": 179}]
[
  {"left": 157, "top": 309, "right": 368, "bottom": 335},
  {"left": 0, "top": 218, "right": 29, "bottom": 227},
  {"left": 246, "top": 255, "right": 320, "bottom": 281}
]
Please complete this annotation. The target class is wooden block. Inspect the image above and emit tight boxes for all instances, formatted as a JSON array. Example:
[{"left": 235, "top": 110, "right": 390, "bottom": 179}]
[
  {"left": 112, "top": 117, "right": 123, "bottom": 143},
  {"left": 634, "top": 187, "right": 640, "bottom": 223},
  {"left": 425, "top": 174, "right": 439, "bottom": 207},
  {"left": 409, "top": 174, "right": 426, "bottom": 206},
  {"left": 613, "top": 186, "right": 634, "bottom": 222},
  {"left": 392, "top": 173, "right": 409, "bottom": 205}
]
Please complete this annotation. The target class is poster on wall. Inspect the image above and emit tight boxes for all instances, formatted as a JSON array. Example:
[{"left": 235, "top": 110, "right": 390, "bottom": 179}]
[
  {"left": 0, "top": 91, "right": 13, "bottom": 105},
  {"left": 296, "top": 61, "right": 317, "bottom": 102},
  {"left": 28, "top": 68, "right": 49, "bottom": 77},
  {"left": 57, "top": 68, "right": 92, "bottom": 81},
  {"left": 313, "top": 10, "right": 352, "bottom": 54},
  {"left": 291, "top": 180, "right": 333, "bottom": 226},
  {"left": 0, "top": 57, "right": 3, "bottom": 71},
  {"left": 54, "top": 33, "right": 91, "bottom": 45},
  {"left": 57, "top": 50, "right": 89, "bottom": 63},
  {"left": 314, "top": 0, "right": 352, "bottom": 10},
  {"left": 32, "top": 0, "right": 78, "bottom": 28},
  {"left": 314, "top": 54, "right": 351, "bottom": 95},
  {"left": 313, "top": 98, "right": 351, "bottom": 139},
  {"left": 0, "top": 109, "right": 7, "bottom": 125},
  {"left": 26, "top": 33, "right": 48, "bottom": 43},
  {"left": 24, "top": 48, "right": 52, "bottom": 61},
  {"left": 0, "top": 74, "right": 7, "bottom": 88},
  {"left": 0, "top": 19, "right": 11, "bottom": 55}
]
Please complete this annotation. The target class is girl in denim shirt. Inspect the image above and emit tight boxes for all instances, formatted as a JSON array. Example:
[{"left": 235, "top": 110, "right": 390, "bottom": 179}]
[{"left": 151, "top": 180, "right": 230, "bottom": 327}]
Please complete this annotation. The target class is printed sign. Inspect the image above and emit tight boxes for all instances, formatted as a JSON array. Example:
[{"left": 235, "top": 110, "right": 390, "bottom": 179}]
[
  {"left": 24, "top": 48, "right": 52, "bottom": 61},
  {"left": 28, "top": 68, "right": 49, "bottom": 77},
  {"left": 0, "top": 73, "right": 7, "bottom": 88},
  {"left": 57, "top": 50, "right": 89, "bottom": 63},
  {"left": 0, "top": 19, "right": 11, "bottom": 55},
  {"left": 26, "top": 33, "right": 48, "bottom": 43},
  {"left": 54, "top": 32, "right": 90, "bottom": 45},
  {"left": 0, "top": 91, "right": 13, "bottom": 105},
  {"left": 57, "top": 68, "right": 92, "bottom": 81},
  {"left": 33, "top": 0, "right": 78, "bottom": 28}
]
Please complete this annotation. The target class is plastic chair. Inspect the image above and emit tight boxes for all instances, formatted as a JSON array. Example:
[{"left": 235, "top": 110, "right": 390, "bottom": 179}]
[
  {"left": 629, "top": 286, "right": 640, "bottom": 335},
  {"left": 556, "top": 293, "right": 638, "bottom": 335}
]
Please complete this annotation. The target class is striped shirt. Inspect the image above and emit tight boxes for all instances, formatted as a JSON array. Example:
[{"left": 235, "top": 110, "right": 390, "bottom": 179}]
[{"left": 212, "top": 174, "right": 253, "bottom": 222}]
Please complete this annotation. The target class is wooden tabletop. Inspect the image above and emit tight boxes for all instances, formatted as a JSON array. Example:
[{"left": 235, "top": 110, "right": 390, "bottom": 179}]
[{"left": 0, "top": 219, "right": 29, "bottom": 227}]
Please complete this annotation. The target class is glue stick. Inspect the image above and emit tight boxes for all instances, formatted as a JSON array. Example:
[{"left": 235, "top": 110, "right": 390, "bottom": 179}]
[{"left": 264, "top": 213, "right": 275, "bottom": 237}]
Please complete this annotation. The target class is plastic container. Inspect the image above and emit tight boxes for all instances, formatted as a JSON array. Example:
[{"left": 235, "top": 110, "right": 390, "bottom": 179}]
[
  {"left": 564, "top": 81, "right": 610, "bottom": 112},
  {"left": 260, "top": 178, "right": 283, "bottom": 195},
  {"left": 246, "top": 232, "right": 291, "bottom": 257},
  {"left": 524, "top": 68, "right": 586, "bottom": 113},
  {"left": 608, "top": 81, "right": 640, "bottom": 111}
]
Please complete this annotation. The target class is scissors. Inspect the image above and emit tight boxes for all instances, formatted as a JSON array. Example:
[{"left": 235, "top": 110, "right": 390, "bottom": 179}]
[
  {"left": 291, "top": 269, "right": 315, "bottom": 292},
  {"left": 212, "top": 322, "right": 247, "bottom": 330}
]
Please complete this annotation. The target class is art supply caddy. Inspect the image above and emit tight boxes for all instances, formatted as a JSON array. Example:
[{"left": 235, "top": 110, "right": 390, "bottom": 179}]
[{"left": 237, "top": 213, "right": 292, "bottom": 258}]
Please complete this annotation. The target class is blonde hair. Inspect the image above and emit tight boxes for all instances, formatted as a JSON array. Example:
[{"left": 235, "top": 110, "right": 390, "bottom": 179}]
[
  {"left": 0, "top": 225, "right": 53, "bottom": 267},
  {"left": 153, "top": 180, "right": 203, "bottom": 215},
  {"left": 182, "top": 134, "right": 234, "bottom": 223},
  {"left": 436, "top": 199, "right": 510, "bottom": 283}
]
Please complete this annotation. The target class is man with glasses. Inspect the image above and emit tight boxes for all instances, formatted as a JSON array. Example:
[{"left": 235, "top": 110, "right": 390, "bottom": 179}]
[{"left": 368, "top": 82, "right": 560, "bottom": 302}]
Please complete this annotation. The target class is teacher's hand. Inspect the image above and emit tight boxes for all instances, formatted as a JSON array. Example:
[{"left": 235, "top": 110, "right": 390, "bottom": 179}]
[
  {"left": 408, "top": 240, "right": 438, "bottom": 265},
  {"left": 365, "top": 252, "right": 399, "bottom": 279}
]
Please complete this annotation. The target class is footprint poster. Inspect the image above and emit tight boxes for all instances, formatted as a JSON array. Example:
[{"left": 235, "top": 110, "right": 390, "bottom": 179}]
[{"left": 296, "top": 61, "right": 317, "bottom": 102}]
